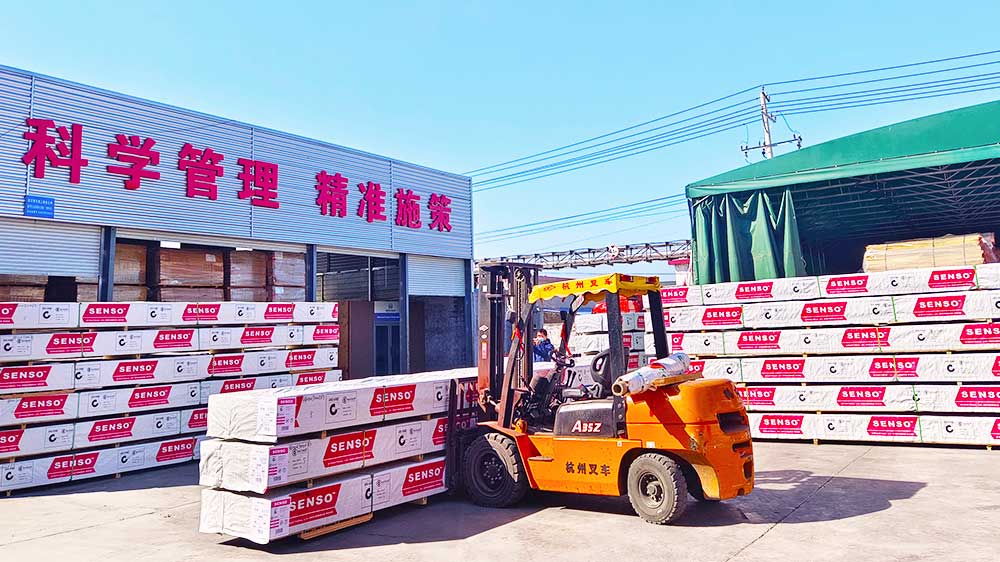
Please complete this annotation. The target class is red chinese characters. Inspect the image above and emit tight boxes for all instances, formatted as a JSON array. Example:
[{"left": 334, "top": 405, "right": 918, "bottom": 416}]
[
  {"left": 315, "top": 171, "right": 349, "bottom": 217},
  {"left": 357, "top": 181, "right": 387, "bottom": 222},
  {"left": 22, "top": 118, "right": 89, "bottom": 183},
  {"left": 428, "top": 193, "right": 452, "bottom": 232},
  {"left": 107, "top": 135, "right": 160, "bottom": 190},
  {"left": 237, "top": 158, "right": 279, "bottom": 208},
  {"left": 177, "top": 143, "right": 224, "bottom": 200},
  {"left": 394, "top": 189, "right": 422, "bottom": 229}
]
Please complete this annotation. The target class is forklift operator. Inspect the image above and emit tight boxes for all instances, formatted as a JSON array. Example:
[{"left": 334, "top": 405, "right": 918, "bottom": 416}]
[{"left": 532, "top": 329, "right": 555, "bottom": 361}]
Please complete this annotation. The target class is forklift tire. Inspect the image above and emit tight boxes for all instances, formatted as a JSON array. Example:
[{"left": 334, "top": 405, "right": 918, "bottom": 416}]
[
  {"left": 463, "top": 432, "right": 528, "bottom": 508},
  {"left": 626, "top": 453, "right": 688, "bottom": 524}
]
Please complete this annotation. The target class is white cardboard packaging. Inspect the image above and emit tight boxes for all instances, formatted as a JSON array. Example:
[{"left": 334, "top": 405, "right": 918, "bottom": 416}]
[
  {"left": 572, "top": 312, "right": 644, "bottom": 334},
  {"left": 650, "top": 286, "right": 703, "bottom": 308},
  {"left": 738, "top": 384, "right": 920, "bottom": 412},
  {"left": 892, "top": 290, "right": 1000, "bottom": 323},
  {"left": 199, "top": 374, "right": 294, "bottom": 405},
  {"left": 743, "top": 297, "right": 895, "bottom": 328},
  {"left": 180, "top": 407, "right": 208, "bottom": 434},
  {"left": 665, "top": 305, "right": 744, "bottom": 331},
  {"left": 818, "top": 414, "right": 922, "bottom": 443},
  {"left": 182, "top": 302, "right": 264, "bottom": 325},
  {"left": 1, "top": 332, "right": 97, "bottom": 362},
  {"left": 199, "top": 325, "right": 304, "bottom": 351},
  {"left": 370, "top": 456, "right": 448, "bottom": 512},
  {"left": 1, "top": 452, "right": 81, "bottom": 490},
  {"left": 918, "top": 415, "right": 1000, "bottom": 445},
  {"left": 292, "top": 302, "right": 340, "bottom": 324},
  {"left": 739, "top": 353, "right": 1000, "bottom": 383},
  {"left": 570, "top": 331, "right": 645, "bottom": 354},
  {"left": 748, "top": 413, "right": 816, "bottom": 440},
  {"left": 0, "top": 302, "right": 79, "bottom": 330},
  {"left": 0, "top": 423, "right": 74, "bottom": 458},
  {"left": 77, "top": 382, "right": 201, "bottom": 418},
  {"left": 667, "top": 332, "right": 725, "bottom": 356},
  {"left": 701, "top": 277, "right": 821, "bottom": 306},
  {"left": 721, "top": 324, "right": 1000, "bottom": 356},
  {"left": 73, "top": 355, "right": 207, "bottom": 389},
  {"left": 78, "top": 302, "right": 194, "bottom": 328},
  {"left": 687, "top": 358, "right": 741, "bottom": 381},
  {"left": 292, "top": 370, "right": 343, "bottom": 386},
  {"left": 206, "top": 348, "right": 340, "bottom": 377},
  {"left": 193, "top": 434, "right": 210, "bottom": 459},
  {"left": 0, "top": 363, "right": 76, "bottom": 394},
  {"left": 73, "top": 410, "right": 181, "bottom": 448},
  {"left": 302, "top": 324, "right": 341, "bottom": 346},
  {"left": 198, "top": 417, "right": 446, "bottom": 493},
  {"left": 818, "top": 264, "right": 1000, "bottom": 298},
  {"left": 200, "top": 471, "right": 372, "bottom": 544},
  {"left": 73, "top": 436, "right": 196, "bottom": 482},
  {"left": 0, "top": 393, "right": 80, "bottom": 427}
]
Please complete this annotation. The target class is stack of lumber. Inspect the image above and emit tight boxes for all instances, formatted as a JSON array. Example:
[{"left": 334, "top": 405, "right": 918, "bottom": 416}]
[
  {"left": 0, "top": 275, "right": 46, "bottom": 303},
  {"left": 199, "top": 369, "right": 477, "bottom": 544},
  {"left": 227, "top": 251, "right": 268, "bottom": 302},
  {"left": 646, "top": 262, "right": 1000, "bottom": 447},
  {"left": 68, "top": 243, "right": 149, "bottom": 302},
  {"left": 0, "top": 300, "right": 341, "bottom": 492},
  {"left": 155, "top": 248, "right": 225, "bottom": 302},
  {"left": 269, "top": 251, "right": 306, "bottom": 302},
  {"left": 863, "top": 233, "right": 998, "bottom": 272}
]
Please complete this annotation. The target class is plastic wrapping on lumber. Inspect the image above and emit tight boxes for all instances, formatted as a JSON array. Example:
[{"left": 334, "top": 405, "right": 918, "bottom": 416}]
[
  {"left": 229, "top": 251, "right": 268, "bottom": 288},
  {"left": 157, "top": 248, "right": 224, "bottom": 287},
  {"left": 270, "top": 251, "right": 306, "bottom": 287}
]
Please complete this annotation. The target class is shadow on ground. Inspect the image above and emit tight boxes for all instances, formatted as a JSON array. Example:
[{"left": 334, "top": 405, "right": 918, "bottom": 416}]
[
  {"left": 8, "top": 462, "right": 200, "bottom": 498},
  {"left": 234, "top": 468, "right": 925, "bottom": 554}
]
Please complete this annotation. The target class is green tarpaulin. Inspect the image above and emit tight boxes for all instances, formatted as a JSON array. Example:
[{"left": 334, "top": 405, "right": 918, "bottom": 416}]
[{"left": 692, "top": 189, "right": 805, "bottom": 284}]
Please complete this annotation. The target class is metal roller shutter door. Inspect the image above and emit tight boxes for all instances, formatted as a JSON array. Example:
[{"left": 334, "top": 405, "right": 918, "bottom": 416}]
[
  {"left": 116, "top": 227, "right": 305, "bottom": 253},
  {"left": 407, "top": 255, "right": 467, "bottom": 297},
  {"left": 0, "top": 217, "right": 101, "bottom": 277}
]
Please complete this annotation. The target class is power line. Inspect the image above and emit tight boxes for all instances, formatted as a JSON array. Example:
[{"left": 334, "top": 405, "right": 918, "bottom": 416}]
[
  {"left": 766, "top": 48, "right": 1000, "bottom": 87},
  {"left": 475, "top": 193, "right": 685, "bottom": 236},
  {"left": 478, "top": 205, "right": 690, "bottom": 244}
]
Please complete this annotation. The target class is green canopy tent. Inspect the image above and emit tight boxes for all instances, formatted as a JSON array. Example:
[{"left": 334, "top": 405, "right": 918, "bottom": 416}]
[{"left": 685, "top": 99, "right": 1000, "bottom": 284}]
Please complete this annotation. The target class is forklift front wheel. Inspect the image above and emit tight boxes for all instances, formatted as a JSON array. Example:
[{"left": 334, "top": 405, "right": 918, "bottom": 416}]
[
  {"left": 463, "top": 432, "right": 528, "bottom": 508},
  {"left": 626, "top": 453, "right": 689, "bottom": 524}
]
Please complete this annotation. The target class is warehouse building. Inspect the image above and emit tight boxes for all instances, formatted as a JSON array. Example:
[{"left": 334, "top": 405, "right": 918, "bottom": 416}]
[{"left": 0, "top": 64, "right": 473, "bottom": 377}]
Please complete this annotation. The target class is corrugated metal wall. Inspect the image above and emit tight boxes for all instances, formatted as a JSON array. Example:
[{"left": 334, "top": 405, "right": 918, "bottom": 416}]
[
  {"left": 117, "top": 227, "right": 304, "bottom": 253},
  {"left": 0, "top": 65, "right": 473, "bottom": 261},
  {"left": 407, "top": 255, "right": 467, "bottom": 296},
  {"left": 0, "top": 216, "right": 100, "bottom": 277}
]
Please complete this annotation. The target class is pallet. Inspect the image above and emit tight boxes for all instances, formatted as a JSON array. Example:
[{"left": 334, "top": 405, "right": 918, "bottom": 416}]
[{"left": 298, "top": 512, "right": 373, "bottom": 540}]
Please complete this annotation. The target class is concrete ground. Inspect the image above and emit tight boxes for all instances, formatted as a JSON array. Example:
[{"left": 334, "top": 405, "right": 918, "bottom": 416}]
[{"left": 1, "top": 441, "right": 997, "bottom": 562}]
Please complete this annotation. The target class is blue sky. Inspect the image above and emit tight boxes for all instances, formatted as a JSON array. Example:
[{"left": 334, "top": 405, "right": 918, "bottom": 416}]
[{"left": 4, "top": 1, "right": 1000, "bottom": 278}]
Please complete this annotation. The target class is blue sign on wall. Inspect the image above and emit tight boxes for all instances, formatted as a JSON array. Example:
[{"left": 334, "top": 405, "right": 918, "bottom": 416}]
[{"left": 23, "top": 195, "right": 55, "bottom": 218}]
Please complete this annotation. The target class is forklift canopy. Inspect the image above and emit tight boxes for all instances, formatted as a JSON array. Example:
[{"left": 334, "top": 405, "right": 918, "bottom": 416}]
[{"left": 528, "top": 273, "right": 660, "bottom": 305}]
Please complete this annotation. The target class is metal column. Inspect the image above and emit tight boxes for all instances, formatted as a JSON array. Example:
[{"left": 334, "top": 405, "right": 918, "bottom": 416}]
[
  {"left": 398, "top": 253, "right": 410, "bottom": 374},
  {"left": 97, "top": 226, "right": 116, "bottom": 302},
  {"left": 464, "top": 258, "right": 474, "bottom": 367},
  {"left": 305, "top": 244, "right": 317, "bottom": 301}
]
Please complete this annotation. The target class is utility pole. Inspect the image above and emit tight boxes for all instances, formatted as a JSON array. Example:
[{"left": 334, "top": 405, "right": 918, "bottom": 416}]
[{"left": 741, "top": 87, "right": 802, "bottom": 159}]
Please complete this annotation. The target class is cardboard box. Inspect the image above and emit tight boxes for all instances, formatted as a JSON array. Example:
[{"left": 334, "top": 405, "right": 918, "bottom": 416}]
[
  {"left": 0, "top": 363, "right": 76, "bottom": 394},
  {"left": 737, "top": 384, "right": 921, "bottom": 412},
  {"left": 0, "top": 303, "right": 79, "bottom": 330},
  {"left": 892, "top": 290, "right": 1000, "bottom": 324},
  {"left": 198, "top": 325, "right": 304, "bottom": 351},
  {"left": 205, "top": 348, "right": 339, "bottom": 377},
  {"left": 748, "top": 413, "right": 816, "bottom": 440},
  {"left": 701, "top": 277, "right": 821, "bottom": 306},
  {"left": 200, "top": 471, "right": 371, "bottom": 544},
  {"left": 818, "top": 263, "right": 1000, "bottom": 298},
  {"left": 0, "top": 423, "right": 74, "bottom": 458},
  {"left": 739, "top": 353, "right": 1000, "bottom": 383},
  {"left": 199, "top": 417, "right": 446, "bottom": 493},
  {"left": 302, "top": 324, "right": 341, "bottom": 346},
  {"left": 292, "top": 370, "right": 343, "bottom": 385},
  {"left": 158, "top": 248, "right": 224, "bottom": 287},
  {"left": 667, "top": 332, "right": 725, "bottom": 356},
  {"left": 818, "top": 414, "right": 922, "bottom": 443},
  {"left": 79, "top": 302, "right": 195, "bottom": 328},
  {"left": 206, "top": 368, "right": 475, "bottom": 442},
  {"left": 1, "top": 332, "right": 96, "bottom": 362},
  {"left": 1, "top": 452, "right": 80, "bottom": 490},
  {"left": 77, "top": 383, "right": 201, "bottom": 418},
  {"left": 687, "top": 358, "right": 742, "bottom": 381},
  {"left": 199, "top": 374, "right": 294, "bottom": 405},
  {"left": 180, "top": 407, "right": 208, "bottom": 434},
  {"left": 73, "top": 410, "right": 181, "bottom": 448},
  {"left": 73, "top": 355, "right": 208, "bottom": 389},
  {"left": 721, "top": 324, "right": 1000, "bottom": 356},
  {"left": 182, "top": 302, "right": 264, "bottom": 325},
  {"left": 0, "top": 393, "right": 79, "bottom": 427},
  {"left": 665, "top": 305, "right": 744, "bottom": 331},
  {"left": 742, "top": 296, "right": 895, "bottom": 329},
  {"left": 370, "top": 456, "right": 448, "bottom": 511},
  {"left": 571, "top": 312, "right": 644, "bottom": 334},
  {"left": 70, "top": 436, "right": 196, "bottom": 483},
  {"left": 645, "top": 286, "right": 703, "bottom": 309},
  {"left": 918, "top": 415, "right": 1000, "bottom": 445},
  {"left": 913, "top": 385, "right": 1000, "bottom": 413}
]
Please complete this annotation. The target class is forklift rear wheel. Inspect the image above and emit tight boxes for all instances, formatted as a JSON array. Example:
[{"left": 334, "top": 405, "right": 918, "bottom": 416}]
[
  {"left": 463, "top": 432, "right": 528, "bottom": 508},
  {"left": 626, "top": 453, "right": 688, "bottom": 524}
]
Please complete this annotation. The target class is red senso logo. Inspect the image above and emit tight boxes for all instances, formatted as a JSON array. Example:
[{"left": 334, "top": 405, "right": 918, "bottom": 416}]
[
  {"left": 992, "top": 419, "right": 1000, "bottom": 440},
  {"left": 869, "top": 357, "right": 919, "bottom": 378},
  {"left": 88, "top": 417, "right": 137, "bottom": 441},
  {"left": 156, "top": 438, "right": 195, "bottom": 462},
  {"left": 0, "top": 365, "right": 52, "bottom": 389},
  {"left": 928, "top": 268, "right": 977, "bottom": 289},
  {"left": 736, "top": 386, "right": 775, "bottom": 405},
  {"left": 153, "top": 329, "right": 195, "bottom": 349},
  {"left": 669, "top": 333, "right": 685, "bottom": 351},
  {"left": 825, "top": 275, "right": 869, "bottom": 295},
  {"left": 207, "top": 355, "right": 245, "bottom": 375},
  {"left": 954, "top": 386, "right": 1000, "bottom": 408},
  {"left": 82, "top": 304, "right": 130, "bottom": 323},
  {"left": 296, "top": 372, "right": 328, "bottom": 385},
  {"left": 187, "top": 408, "right": 208, "bottom": 429},
  {"left": 841, "top": 327, "right": 890, "bottom": 348},
  {"left": 867, "top": 415, "right": 917, "bottom": 437},
  {"left": 0, "top": 428, "right": 24, "bottom": 453},
  {"left": 801, "top": 302, "right": 847, "bottom": 323},
  {"left": 758, "top": 414, "right": 804, "bottom": 435},
  {"left": 112, "top": 360, "right": 158, "bottom": 382},
  {"left": 264, "top": 303, "right": 296, "bottom": 321},
  {"left": 0, "top": 303, "right": 18, "bottom": 324},
  {"left": 660, "top": 287, "right": 689, "bottom": 304},
  {"left": 913, "top": 295, "right": 966, "bottom": 318},
  {"left": 48, "top": 452, "right": 99, "bottom": 479},
  {"left": 837, "top": 386, "right": 886, "bottom": 407},
  {"left": 402, "top": 459, "right": 446, "bottom": 496},
  {"left": 220, "top": 379, "right": 257, "bottom": 393},
  {"left": 687, "top": 360, "right": 705, "bottom": 375},
  {"left": 702, "top": 307, "right": 742, "bottom": 326},
  {"left": 735, "top": 282, "right": 773, "bottom": 300},
  {"left": 993, "top": 356, "right": 1000, "bottom": 377},
  {"left": 959, "top": 323, "right": 1000, "bottom": 345},
  {"left": 182, "top": 303, "right": 221, "bottom": 322},
  {"left": 286, "top": 350, "right": 317, "bottom": 368},
  {"left": 288, "top": 483, "right": 342, "bottom": 527},
  {"left": 311, "top": 325, "right": 340, "bottom": 342},
  {"left": 737, "top": 331, "right": 781, "bottom": 350},
  {"left": 129, "top": 386, "right": 171, "bottom": 408},
  {"left": 433, "top": 417, "right": 448, "bottom": 445},
  {"left": 322, "top": 429, "right": 375, "bottom": 467},
  {"left": 241, "top": 326, "right": 275, "bottom": 345},
  {"left": 14, "top": 394, "right": 70, "bottom": 419},
  {"left": 46, "top": 333, "right": 97, "bottom": 354},
  {"left": 370, "top": 384, "right": 417, "bottom": 416},
  {"left": 760, "top": 359, "right": 805, "bottom": 379}
]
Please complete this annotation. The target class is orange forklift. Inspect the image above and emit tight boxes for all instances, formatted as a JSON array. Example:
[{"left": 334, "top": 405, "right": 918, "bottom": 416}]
[{"left": 462, "top": 263, "right": 753, "bottom": 523}]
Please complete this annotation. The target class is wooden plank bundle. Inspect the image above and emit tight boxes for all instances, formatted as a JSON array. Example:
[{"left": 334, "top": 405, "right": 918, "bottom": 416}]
[{"left": 863, "top": 233, "right": 999, "bottom": 272}]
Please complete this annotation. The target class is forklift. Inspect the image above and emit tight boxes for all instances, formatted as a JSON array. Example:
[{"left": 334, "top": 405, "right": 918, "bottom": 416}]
[{"left": 463, "top": 263, "right": 753, "bottom": 524}]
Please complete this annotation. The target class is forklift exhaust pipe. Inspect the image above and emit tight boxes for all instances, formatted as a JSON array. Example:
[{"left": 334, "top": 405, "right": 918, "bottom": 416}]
[{"left": 611, "top": 353, "right": 694, "bottom": 397}]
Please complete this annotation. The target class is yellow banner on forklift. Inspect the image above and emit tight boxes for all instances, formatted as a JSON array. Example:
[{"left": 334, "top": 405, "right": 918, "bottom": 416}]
[{"left": 528, "top": 273, "right": 660, "bottom": 305}]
